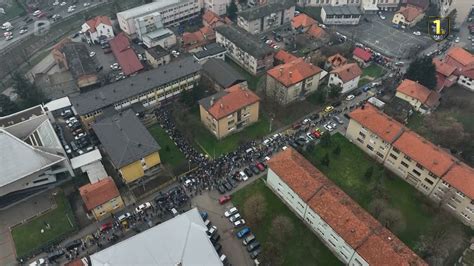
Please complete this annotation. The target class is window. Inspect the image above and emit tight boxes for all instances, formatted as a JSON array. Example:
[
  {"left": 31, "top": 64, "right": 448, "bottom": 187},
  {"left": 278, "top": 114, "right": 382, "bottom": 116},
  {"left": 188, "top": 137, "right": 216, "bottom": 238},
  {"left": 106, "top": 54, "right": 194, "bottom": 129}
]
[
  {"left": 357, "top": 138, "right": 363, "bottom": 143},
  {"left": 424, "top": 178, "right": 434, "bottom": 185},
  {"left": 389, "top": 153, "right": 398, "bottom": 160},
  {"left": 412, "top": 169, "right": 421, "bottom": 176},
  {"left": 456, "top": 191, "right": 465, "bottom": 198},
  {"left": 359, "top": 131, "right": 366, "bottom": 138},
  {"left": 366, "top": 144, "right": 374, "bottom": 151},
  {"left": 404, "top": 155, "right": 411, "bottom": 161},
  {"left": 415, "top": 163, "right": 424, "bottom": 170},
  {"left": 33, "top": 178, "right": 49, "bottom": 184},
  {"left": 392, "top": 147, "right": 400, "bottom": 154},
  {"left": 401, "top": 161, "right": 409, "bottom": 168},
  {"left": 428, "top": 172, "right": 438, "bottom": 179},
  {"left": 376, "top": 152, "right": 384, "bottom": 158}
]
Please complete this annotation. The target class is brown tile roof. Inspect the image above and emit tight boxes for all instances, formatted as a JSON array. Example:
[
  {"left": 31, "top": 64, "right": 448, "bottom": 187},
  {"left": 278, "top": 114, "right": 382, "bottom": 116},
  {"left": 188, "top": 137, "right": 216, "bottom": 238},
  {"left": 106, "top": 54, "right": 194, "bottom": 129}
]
[
  {"left": 433, "top": 58, "right": 456, "bottom": 77},
  {"left": 274, "top": 50, "right": 298, "bottom": 63},
  {"left": 306, "top": 24, "right": 327, "bottom": 39},
  {"left": 396, "top": 79, "right": 440, "bottom": 107},
  {"left": 397, "top": 6, "right": 423, "bottom": 22},
  {"left": 85, "top": 16, "right": 112, "bottom": 33},
  {"left": 308, "top": 186, "right": 380, "bottom": 248},
  {"left": 330, "top": 63, "right": 362, "bottom": 83},
  {"left": 353, "top": 47, "right": 372, "bottom": 62},
  {"left": 201, "top": 84, "right": 260, "bottom": 120},
  {"left": 393, "top": 130, "right": 455, "bottom": 177},
  {"left": 349, "top": 104, "right": 405, "bottom": 143},
  {"left": 442, "top": 163, "right": 474, "bottom": 199},
  {"left": 291, "top": 14, "right": 317, "bottom": 29},
  {"left": 327, "top": 53, "right": 347, "bottom": 68},
  {"left": 267, "top": 58, "right": 322, "bottom": 87},
  {"left": 267, "top": 148, "right": 329, "bottom": 201},
  {"left": 357, "top": 227, "right": 428, "bottom": 266},
  {"left": 445, "top": 47, "right": 474, "bottom": 68},
  {"left": 203, "top": 10, "right": 222, "bottom": 27},
  {"left": 461, "top": 68, "right": 474, "bottom": 79},
  {"left": 79, "top": 177, "right": 120, "bottom": 211}
]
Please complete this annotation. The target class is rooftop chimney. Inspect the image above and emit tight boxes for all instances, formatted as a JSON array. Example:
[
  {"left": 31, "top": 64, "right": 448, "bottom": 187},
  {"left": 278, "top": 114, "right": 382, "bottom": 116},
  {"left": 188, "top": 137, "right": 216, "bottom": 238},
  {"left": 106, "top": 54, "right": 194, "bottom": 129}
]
[
  {"left": 210, "top": 96, "right": 215, "bottom": 106},
  {"left": 289, "top": 71, "right": 293, "bottom": 78},
  {"left": 220, "top": 103, "right": 223, "bottom": 109},
  {"left": 279, "top": 67, "right": 283, "bottom": 76}
]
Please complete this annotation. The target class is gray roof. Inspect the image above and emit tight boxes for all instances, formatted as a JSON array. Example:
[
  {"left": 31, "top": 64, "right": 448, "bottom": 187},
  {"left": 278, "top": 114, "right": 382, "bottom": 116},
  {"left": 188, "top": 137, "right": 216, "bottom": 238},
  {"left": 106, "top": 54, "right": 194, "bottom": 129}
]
[
  {"left": 323, "top": 6, "right": 362, "bottom": 15},
  {"left": 238, "top": 0, "right": 295, "bottom": 21},
  {"left": 0, "top": 105, "right": 43, "bottom": 127},
  {"left": 90, "top": 208, "right": 223, "bottom": 266},
  {"left": 61, "top": 42, "right": 97, "bottom": 79},
  {"left": 146, "top": 45, "right": 170, "bottom": 60},
  {"left": 198, "top": 90, "right": 228, "bottom": 111},
  {"left": 92, "top": 109, "right": 160, "bottom": 169},
  {"left": 117, "top": 0, "right": 181, "bottom": 20},
  {"left": 193, "top": 43, "right": 226, "bottom": 59},
  {"left": 202, "top": 58, "right": 246, "bottom": 88},
  {"left": 215, "top": 24, "right": 273, "bottom": 59},
  {"left": 69, "top": 56, "right": 201, "bottom": 115}
]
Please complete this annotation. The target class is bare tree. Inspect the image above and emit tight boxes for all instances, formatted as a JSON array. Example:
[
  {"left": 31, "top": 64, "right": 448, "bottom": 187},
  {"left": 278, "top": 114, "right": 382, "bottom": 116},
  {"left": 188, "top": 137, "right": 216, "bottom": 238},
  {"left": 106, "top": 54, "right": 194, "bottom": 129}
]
[
  {"left": 368, "top": 199, "right": 389, "bottom": 218},
  {"left": 379, "top": 208, "right": 406, "bottom": 233},
  {"left": 260, "top": 241, "right": 284, "bottom": 266},
  {"left": 270, "top": 215, "right": 294, "bottom": 244},
  {"left": 243, "top": 193, "right": 267, "bottom": 227}
]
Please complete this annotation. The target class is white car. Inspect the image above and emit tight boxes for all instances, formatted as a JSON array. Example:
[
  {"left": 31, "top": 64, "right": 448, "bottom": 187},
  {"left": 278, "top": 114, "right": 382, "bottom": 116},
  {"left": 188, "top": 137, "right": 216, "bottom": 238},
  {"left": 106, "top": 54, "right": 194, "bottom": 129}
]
[
  {"left": 110, "top": 63, "right": 119, "bottom": 69},
  {"left": 135, "top": 202, "right": 152, "bottom": 213},
  {"left": 229, "top": 213, "right": 241, "bottom": 222},
  {"left": 32, "top": 10, "right": 41, "bottom": 16},
  {"left": 207, "top": 225, "right": 217, "bottom": 236},
  {"left": 89, "top": 51, "right": 96, "bottom": 57},
  {"left": 239, "top": 171, "right": 249, "bottom": 181},
  {"left": 234, "top": 219, "right": 246, "bottom": 227},
  {"left": 224, "top": 207, "right": 238, "bottom": 217},
  {"left": 19, "top": 28, "right": 28, "bottom": 34},
  {"left": 60, "top": 2, "right": 67, "bottom": 6},
  {"left": 74, "top": 133, "right": 86, "bottom": 140},
  {"left": 302, "top": 118, "right": 311, "bottom": 124},
  {"left": 345, "top": 94, "right": 355, "bottom": 101},
  {"left": 455, "top": 37, "right": 460, "bottom": 43},
  {"left": 5, "top": 35, "right": 13, "bottom": 41},
  {"left": 29, "top": 258, "right": 46, "bottom": 266},
  {"left": 66, "top": 117, "right": 77, "bottom": 123},
  {"left": 53, "top": 1, "right": 59, "bottom": 6},
  {"left": 83, "top": 2, "right": 91, "bottom": 7},
  {"left": 324, "top": 123, "right": 334, "bottom": 132},
  {"left": 379, "top": 15, "right": 386, "bottom": 20},
  {"left": 117, "top": 212, "right": 131, "bottom": 222},
  {"left": 67, "top": 6, "right": 75, "bottom": 13},
  {"left": 413, "top": 31, "right": 421, "bottom": 36}
]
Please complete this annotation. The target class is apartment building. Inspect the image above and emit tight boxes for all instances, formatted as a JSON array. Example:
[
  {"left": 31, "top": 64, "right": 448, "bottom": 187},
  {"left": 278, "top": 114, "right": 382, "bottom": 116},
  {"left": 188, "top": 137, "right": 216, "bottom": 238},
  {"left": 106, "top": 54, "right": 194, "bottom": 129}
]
[
  {"left": 79, "top": 177, "right": 124, "bottom": 220},
  {"left": 395, "top": 79, "right": 440, "bottom": 113},
  {"left": 297, "top": 0, "right": 361, "bottom": 7},
  {"left": 392, "top": 6, "right": 424, "bottom": 28},
  {"left": 204, "top": 0, "right": 230, "bottom": 16},
  {"left": 377, "top": 0, "right": 400, "bottom": 11},
  {"left": 321, "top": 6, "right": 362, "bottom": 25},
  {"left": 360, "top": 0, "right": 378, "bottom": 13},
  {"left": 346, "top": 104, "right": 474, "bottom": 227},
  {"left": 69, "top": 57, "right": 201, "bottom": 127},
  {"left": 266, "top": 58, "right": 322, "bottom": 105},
  {"left": 266, "top": 148, "right": 426, "bottom": 265},
  {"left": 237, "top": 0, "right": 295, "bottom": 34},
  {"left": 458, "top": 69, "right": 474, "bottom": 91},
  {"left": 215, "top": 24, "right": 274, "bottom": 75},
  {"left": 329, "top": 63, "right": 362, "bottom": 93},
  {"left": 199, "top": 84, "right": 260, "bottom": 139},
  {"left": 80, "top": 16, "right": 114, "bottom": 44},
  {"left": 297, "top": 0, "right": 399, "bottom": 11}
]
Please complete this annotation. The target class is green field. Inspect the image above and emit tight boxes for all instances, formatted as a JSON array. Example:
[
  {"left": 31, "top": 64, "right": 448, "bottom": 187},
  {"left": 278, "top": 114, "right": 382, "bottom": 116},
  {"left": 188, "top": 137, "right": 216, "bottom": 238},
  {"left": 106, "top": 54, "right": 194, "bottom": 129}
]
[
  {"left": 362, "top": 64, "right": 385, "bottom": 79},
  {"left": 148, "top": 124, "right": 187, "bottom": 170},
  {"left": 11, "top": 191, "right": 77, "bottom": 259},
  {"left": 232, "top": 179, "right": 341, "bottom": 266},
  {"left": 225, "top": 57, "right": 264, "bottom": 91}
]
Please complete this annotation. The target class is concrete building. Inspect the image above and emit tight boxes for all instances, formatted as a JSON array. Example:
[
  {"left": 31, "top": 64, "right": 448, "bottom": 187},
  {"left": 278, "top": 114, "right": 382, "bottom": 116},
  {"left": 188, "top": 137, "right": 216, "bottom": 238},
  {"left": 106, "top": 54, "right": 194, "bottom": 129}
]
[
  {"left": 0, "top": 105, "right": 74, "bottom": 206},
  {"left": 266, "top": 58, "right": 322, "bottom": 105},
  {"left": 117, "top": 0, "right": 203, "bottom": 35},
  {"left": 458, "top": 69, "right": 474, "bottom": 91},
  {"left": 394, "top": 79, "right": 440, "bottom": 113},
  {"left": 266, "top": 148, "right": 426, "bottom": 265},
  {"left": 89, "top": 208, "right": 222, "bottom": 265},
  {"left": 204, "top": 0, "right": 231, "bottom": 16},
  {"left": 433, "top": 58, "right": 458, "bottom": 92},
  {"left": 79, "top": 177, "right": 124, "bottom": 220},
  {"left": 321, "top": 6, "right": 362, "bottom": 25},
  {"left": 201, "top": 58, "right": 246, "bottom": 91},
  {"left": 80, "top": 16, "right": 114, "bottom": 44},
  {"left": 92, "top": 109, "right": 161, "bottom": 184},
  {"left": 328, "top": 63, "right": 362, "bottom": 94},
  {"left": 392, "top": 6, "right": 424, "bottom": 27},
  {"left": 215, "top": 24, "right": 274, "bottom": 75},
  {"left": 297, "top": 0, "right": 361, "bottom": 7},
  {"left": 69, "top": 57, "right": 201, "bottom": 127},
  {"left": 377, "top": 0, "right": 400, "bottom": 11},
  {"left": 199, "top": 84, "right": 260, "bottom": 139},
  {"left": 360, "top": 0, "right": 379, "bottom": 13},
  {"left": 193, "top": 43, "right": 227, "bottom": 64},
  {"left": 145, "top": 46, "right": 171, "bottom": 68},
  {"left": 237, "top": 0, "right": 295, "bottom": 34},
  {"left": 70, "top": 149, "right": 108, "bottom": 184}
]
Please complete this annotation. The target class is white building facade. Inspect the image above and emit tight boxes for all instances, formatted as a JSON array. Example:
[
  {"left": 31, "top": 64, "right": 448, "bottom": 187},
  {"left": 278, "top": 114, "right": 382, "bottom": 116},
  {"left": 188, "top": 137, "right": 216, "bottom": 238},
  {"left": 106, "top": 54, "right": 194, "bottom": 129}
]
[{"left": 204, "top": 0, "right": 231, "bottom": 16}]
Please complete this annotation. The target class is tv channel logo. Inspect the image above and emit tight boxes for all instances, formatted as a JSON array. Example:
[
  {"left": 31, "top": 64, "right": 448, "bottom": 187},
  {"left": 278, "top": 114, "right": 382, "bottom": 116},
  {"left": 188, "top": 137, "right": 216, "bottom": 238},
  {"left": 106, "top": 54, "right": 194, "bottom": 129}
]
[{"left": 33, "top": 20, "right": 51, "bottom": 36}]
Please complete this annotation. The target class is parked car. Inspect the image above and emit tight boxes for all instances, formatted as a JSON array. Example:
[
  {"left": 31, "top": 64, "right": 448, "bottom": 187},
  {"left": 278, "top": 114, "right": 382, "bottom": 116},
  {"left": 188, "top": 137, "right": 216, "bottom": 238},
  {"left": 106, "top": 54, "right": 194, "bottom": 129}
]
[
  {"left": 224, "top": 207, "right": 238, "bottom": 217},
  {"left": 229, "top": 213, "right": 241, "bottom": 222},
  {"left": 256, "top": 162, "right": 265, "bottom": 172},
  {"left": 247, "top": 241, "right": 261, "bottom": 252},
  {"left": 135, "top": 202, "right": 152, "bottom": 213},
  {"left": 243, "top": 234, "right": 256, "bottom": 245},
  {"left": 234, "top": 219, "right": 246, "bottom": 227},
  {"left": 223, "top": 181, "right": 233, "bottom": 191},
  {"left": 345, "top": 94, "right": 355, "bottom": 101},
  {"left": 100, "top": 222, "right": 113, "bottom": 232},
  {"left": 214, "top": 243, "right": 222, "bottom": 253},
  {"left": 47, "top": 250, "right": 65, "bottom": 261},
  {"left": 249, "top": 165, "right": 260, "bottom": 175},
  {"left": 333, "top": 116, "right": 344, "bottom": 125},
  {"left": 219, "top": 195, "right": 232, "bottom": 205},
  {"left": 244, "top": 168, "right": 253, "bottom": 177},
  {"left": 207, "top": 225, "right": 217, "bottom": 236},
  {"left": 324, "top": 106, "right": 334, "bottom": 113},
  {"left": 239, "top": 171, "right": 249, "bottom": 181},
  {"left": 210, "top": 233, "right": 220, "bottom": 244},
  {"left": 217, "top": 185, "right": 226, "bottom": 194},
  {"left": 64, "top": 239, "right": 82, "bottom": 251},
  {"left": 250, "top": 248, "right": 261, "bottom": 259},
  {"left": 117, "top": 212, "right": 131, "bottom": 222},
  {"left": 236, "top": 226, "right": 251, "bottom": 238},
  {"left": 200, "top": 210, "right": 208, "bottom": 220}
]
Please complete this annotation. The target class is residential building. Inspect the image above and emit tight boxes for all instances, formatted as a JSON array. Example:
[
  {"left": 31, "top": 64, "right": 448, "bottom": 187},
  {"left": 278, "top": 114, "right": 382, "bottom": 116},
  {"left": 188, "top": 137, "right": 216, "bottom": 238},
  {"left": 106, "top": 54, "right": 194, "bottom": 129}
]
[
  {"left": 383, "top": 97, "right": 413, "bottom": 124},
  {"left": 69, "top": 57, "right": 201, "bottom": 127},
  {"left": 392, "top": 6, "right": 424, "bottom": 27},
  {"left": 360, "top": 0, "right": 379, "bottom": 13},
  {"left": 0, "top": 105, "right": 74, "bottom": 206},
  {"left": 89, "top": 208, "right": 222, "bottom": 265},
  {"left": 182, "top": 26, "right": 215, "bottom": 52},
  {"left": 117, "top": 0, "right": 203, "bottom": 35},
  {"left": 321, "top": 6, "right": 362, "bottom": 25},
  {"left": 145, "top": 46, "right": 171, "bottom": 68},
  {"left": 109, "top": 33, "right": 144, "bottom": 76},
  {"left": 352, "top": 47, "right": 372, "bottom": 67},
  {"left": 92, "top": 109, "right": 161, "bottom": 184},
  {"left": 328, "top": 63, "right": 362, "bottom": 93},
  {"left": 203, "top": 10, "right": 225, "bottom": 28},
  {"left": 215, "top": 24, "right": 274, "bottom": 75},
  {"left": 291, "top": 13, "right": 317, "bottom": 32},
  {"left": 401, "top": 0, "right": 429, "bottom": 11},
  {"left": 52, "top": 41, "right": 99, "bottom": 89},
  {"left": 79, "top": 177, "right": 124, "bottom": 220},
  {"left": 201, "top": 58, "right": 246, "bottom": 91},
  {"left": 395, "top": 79, "right": 440, "bottom": 113},
  {"left": 204, "top": 0, "right": 230, "bottom": 16},
  {"left": 377, "top": 0, "right": 400, "bottom": 11},
  {"left": 306, "top": 24, "right": 328, "bottom": 40},
  {"left": 193, "top": 43, "right": 227, "bottom": 64},
  {"left": 237, "top": 0, "right": 295, "bottom": 34},
  {"left": 266, "top": 148, "right": 426, "bottom": 265},
  {"left": 80, "top": 16, "right": 114, "bottom": 44},
  {"left": 296, "top": 0, "right": 361, "bottom": 7},
  {"left": 444, "top": 47, "right": 474, "bottom": 72},
  {"left": 248, "top": 0, "right": 268, "bottom": 7},
  {"left": 325, "top": 53, "right": 347, "bottom": 70},
  {"left": 274, "top": 49, "right": 298, "bottom": 65},
  {"left": 266, "top": 58, "right": 322, "bottom": 105},
  {"left": 346, "top": 104, "right": 474, "bottom": 227},
  {"left": 199, "top": 84, "right": 260, "bottom": 139},
  {"left": 458, "top": 69, "right": 474, "bottom": 91},
  {"left": 433, "top": 58, "right": 458, "bottom": 92},
  {"left": 70, "top": 149, "right": 108, "bottom": 184}
]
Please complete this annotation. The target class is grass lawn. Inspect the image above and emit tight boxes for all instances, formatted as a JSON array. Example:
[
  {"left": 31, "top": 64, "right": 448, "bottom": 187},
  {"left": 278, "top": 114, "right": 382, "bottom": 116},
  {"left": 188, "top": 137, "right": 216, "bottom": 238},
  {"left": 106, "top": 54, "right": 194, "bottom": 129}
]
[
  {"left": 358, "top": 77, "right": 371, "bottom": 87},
  {"left": 225, "top": 57, "right": 263, "bottom": 91},
  {"left": 11, "top": 191, "right": 77, "bottom": 259},
  {"left": 362, "top": 64, "right": 384, "bottom": 79},
  {"left": 148, "top": 124, "right": 187, "bottom": 170},
  {"left": 232, "top": 179, "right": 341, "bottom": 266},
  {"left": 303, "top": 133, "right": 465, "bottom": 249}
]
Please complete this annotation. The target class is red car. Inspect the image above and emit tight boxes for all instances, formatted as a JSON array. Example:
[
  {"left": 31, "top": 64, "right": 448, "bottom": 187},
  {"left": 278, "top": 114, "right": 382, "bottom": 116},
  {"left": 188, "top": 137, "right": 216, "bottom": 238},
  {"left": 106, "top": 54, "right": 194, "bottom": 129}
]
[
  {"left": 219, "top": 195, "right": 232, "bottom": 205},
  {"left": 100, "top": 222, "right": 113, "bottom": 232},
  {"left": 312, "top": 131, "right": 321, "bottom": 139},
  {"left": 256, "top": 163, "right": 265, "bottom": 172}
]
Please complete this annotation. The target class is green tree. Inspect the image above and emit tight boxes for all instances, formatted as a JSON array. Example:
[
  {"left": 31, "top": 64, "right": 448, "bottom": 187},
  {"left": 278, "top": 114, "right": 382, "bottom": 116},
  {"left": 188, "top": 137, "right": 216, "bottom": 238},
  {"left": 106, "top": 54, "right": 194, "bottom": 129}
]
[
  {"left": 332, "top": 145, "right": 341, "bottom": 156},
  {"left": 328, "top": 84, "right": 342, "bottom": 98},
  {"left": 227, "top": 0, "right": 238, "bottom": 21},
  {"left": 405, "top": 57, "right": 437, "bottom": 90},
  {"left": 364, "top": 166, "right": 374, "bottom": 180},
  {"left": 312, "top": 87, "right": 326, "bottom": 104},
  {"left": 321, "top": 153, "right": 330, "bottom": 166},
  {"left": 0, "top": 95, "right": 19, "bottom": 116},
  {"left": 320, "top": 132, "right": 331, "bottom": 147},
  {"left": 12, "top": 72, "right": 47, "bottom": 108}
]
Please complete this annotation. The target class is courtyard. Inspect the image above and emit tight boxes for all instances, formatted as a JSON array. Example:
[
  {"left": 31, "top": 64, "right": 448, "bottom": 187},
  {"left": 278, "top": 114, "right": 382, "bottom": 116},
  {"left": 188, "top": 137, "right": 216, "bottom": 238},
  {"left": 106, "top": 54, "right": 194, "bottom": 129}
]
[{"left": 148, "top": 124, "right": 187, "bottom": 171}]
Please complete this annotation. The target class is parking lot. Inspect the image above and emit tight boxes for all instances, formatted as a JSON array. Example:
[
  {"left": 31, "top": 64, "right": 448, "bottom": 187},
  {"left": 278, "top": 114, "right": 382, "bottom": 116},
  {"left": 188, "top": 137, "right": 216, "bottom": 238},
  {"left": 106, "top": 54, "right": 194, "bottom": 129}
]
[{"left": 334, "top": 14, "right": 433, "bottom": 59}]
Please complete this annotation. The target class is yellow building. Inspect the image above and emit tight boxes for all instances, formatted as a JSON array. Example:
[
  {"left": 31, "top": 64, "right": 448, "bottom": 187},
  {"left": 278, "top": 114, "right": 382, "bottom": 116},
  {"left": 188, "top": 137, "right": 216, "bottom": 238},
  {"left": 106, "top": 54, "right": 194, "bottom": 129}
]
[
  {"left": 199, "top": 84, "right": 260, "bottom": 139},
  {"left": 92, "top": 109, "right": 161, "bottom": 184},
  {"left": 395, "top": 79, "right": 440, "bottom": 114},
  {"left": 392, "top": 6, "right": 424, "bottom": 27},
  {"left": 79, "top": 177, "right": 124, "bottom": 220}
]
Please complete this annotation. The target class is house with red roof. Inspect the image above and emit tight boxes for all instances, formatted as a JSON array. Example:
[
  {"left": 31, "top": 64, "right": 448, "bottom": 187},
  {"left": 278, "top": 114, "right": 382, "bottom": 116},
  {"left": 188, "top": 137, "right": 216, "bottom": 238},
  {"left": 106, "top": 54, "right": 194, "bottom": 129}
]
[
  {"left": 352, "top": 47, "right": 372, "bottom": 67},
  {"left": 202, "top": 10, "right": 224, "bottom": 28},
  {"left": 433, "top": 58, "right": 458, "bottom": 92},
  {"left": 305, "top": 24, "right": 328, "bottom": 40},
  {"left": 198, "top": 84, "right": 260, "bottom": 139},
  {"left": 444, "top": 47, "right": 474, "bottom": 72},
  {"left": 109, "top": 33, "right": 144, "bottom": 76},
  {"left": 266, "top": 58, "right": 322, "bottom": 105},
  {"left": 458, "top": 68, "right": 474, "bottom": 91},
  {"left": 291, "top": 13, "right": 317, "bottom": 32},
  {"left": 326, "top": 53, "right": 347, "bottom": 70},
  {"left": 81, "top": 16, "right": 114, "bottom": 44},
  {"left": 274, "top": 49, "right": 298, "bottom": 64},
  {"left": 395, "top": 79, "right": 440, "bottom": 113},
  {"left": 329, "top": 63, "right": 362, "bottom": 93},
  {"left": 79, "top": 177, "right": 124, "bottom": 220},
  {"left": 182, "top": 26, "right": 216, "bottom": 52},
  {"left": 392, "top": 6, "right": 424, "bottom": 28}
]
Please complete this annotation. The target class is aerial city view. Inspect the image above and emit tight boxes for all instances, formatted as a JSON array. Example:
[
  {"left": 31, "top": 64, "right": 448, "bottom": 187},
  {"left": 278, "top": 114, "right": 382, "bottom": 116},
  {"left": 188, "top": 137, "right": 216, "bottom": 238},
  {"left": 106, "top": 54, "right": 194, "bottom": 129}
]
[{"left": 0, "top": 0, "right": 473, "bottom": 265}]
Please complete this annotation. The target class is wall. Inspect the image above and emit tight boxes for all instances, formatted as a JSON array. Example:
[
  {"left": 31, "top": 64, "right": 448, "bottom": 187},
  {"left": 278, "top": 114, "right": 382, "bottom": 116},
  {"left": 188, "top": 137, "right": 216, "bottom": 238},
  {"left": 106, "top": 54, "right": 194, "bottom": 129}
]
[
  {"left": 394, "top": 91, "right": 422, "bottom": 111},
  {"left": 458, "top": 75, "right": 474, "bottom": 91},
  {"left": 328, "top": 74, "right": 360, "bottom": 94},
  {"left": 92, "top": 196, "right": 125, "bottom": 220},
  {"left": 267, "top": 169, "right": 308, "bottom": 217},
  {"left": 205, "top": 0, "right": 231, "bottom": 15},
  {"left": 430, "top": 181, "right": 474, "bottom": 225},
  {"left": 345, "top": 119, "right": 390, "bottom": 163}
]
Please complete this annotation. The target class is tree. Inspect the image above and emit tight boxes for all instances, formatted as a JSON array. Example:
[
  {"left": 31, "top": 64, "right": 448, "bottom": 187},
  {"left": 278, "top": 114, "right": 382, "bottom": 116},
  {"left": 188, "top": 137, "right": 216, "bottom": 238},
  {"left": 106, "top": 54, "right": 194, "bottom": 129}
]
[
  {"left": 0, "top": 95, "right": 19, "bottom": 116},
  {"left": 405, "top": 57, "right": 437, "bottom": 90},
  {"left": 332, "top": 145, "right": 341, "bottom": 156},
  {"left": 364, "top": 166, "right": 374, "bottom": 180},
  {"left": 328, "top": 84, "right": 342, "bottom": 98},
  {"left": 320, "top": 132, "right": 331, "bottom": 147},
  {"left": 243, "top": 193, "right": 267, "bottom": 227},
  {"left": 312, "top": 87, "right": 326, "bottom": 104},
  {"left": 320, "top": 153, "right": 330, "bottom": 166},
  {"left": 270, "top": 215, "right": 294, "bottom": 244},
  {"left": 368, "top": 198, "right": 389, "bottom": 218},
  {"left": 227, "top": 0, "right": 238, "bottom": 21},
  {"left": 379, "top": 208, "right": 406, "bottom": 233},
  {"left": 12, "top": 72, "right": 47, "bottom": 108}
]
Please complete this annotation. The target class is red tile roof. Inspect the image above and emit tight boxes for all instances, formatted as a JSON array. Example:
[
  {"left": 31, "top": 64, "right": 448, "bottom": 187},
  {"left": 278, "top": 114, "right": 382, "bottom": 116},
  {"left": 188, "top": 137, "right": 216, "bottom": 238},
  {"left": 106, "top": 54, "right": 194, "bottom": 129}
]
[
  {"left": 393, "top": 130, "right": 455, "bottom": 177},
  {"left": 327, "top": 53, "right": 347, "bottom": 68},
  {"left": 442, "top": 163, "right": 474, "bottom": 199},
  {"left": 461, "top": 68, "right": 474, "bottom": 79},
  {"left": 109, "top": 33, "right": 143, "bottom": 75},
  {"left": 396, "top": 79, "right": 431, "bottom": 103},
  {"left": 306, "top": 24, "right": 327, "bottom": 39},
  {"left": 267, "top": 148, "right": 329, "bottom": 201},
  {"left": 274, "top": 50, "right": 298, "bottom": 63},
  {"left": 353, "top": 47, "right": 372, "bottom": 62},
  {"left": 330, "top": 63, "right": 362, "bottom": 83},
  {"left": 349, "top": 104, "right": 405, "bottom": 143},
  {"left": 267, "top": 58, "right": 322, "bottom": 87},
  {"left": 433, "top": 58, "right": 456, "bottom": 77},
  {"left": 79, "top": 177, "right": 120, "bottom": 211},
  {"left": 204, "top": 84, "right": 260, "bottom": 120},
  {"left": 183, "top": 26, "right": 215, "bottom": 50},
  {"left": 291, "top": 14, "right": 317, "bottom": 29},
  {"left": 202, "top": 10, "right": 222, "bottom": 28},
  {"left": 444, "top": 47, "right": 474, "bottom": 70},
  {"left": 397, "top": 6, "right": 423, "bottom": 22},
  {"left": 85, "top": 16, "right": 112, "bottom": 33}
]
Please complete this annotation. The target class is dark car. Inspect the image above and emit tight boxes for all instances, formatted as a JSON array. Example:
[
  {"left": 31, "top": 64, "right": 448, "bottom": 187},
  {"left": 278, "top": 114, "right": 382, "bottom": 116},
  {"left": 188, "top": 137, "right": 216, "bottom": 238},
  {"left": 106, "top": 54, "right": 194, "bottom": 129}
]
[
  {"left": 250, "top": 248, "right": 261, "bottom": 259},
  {"left": 247, "top": 241, "right": 261, "bottom": 252},
  {"left": 333, "top": 101, "right": 342, "bottom": 107},
  {"left": 249, "top": 165, "right": 260, "bottom": 175},
  {"left": 295, "top": 138, "right": 306, "bottom": 146},
  {"left": 217, "top": 185, "right": 226, "bottom": 194},
  {"left": 214, "top": 243, "right": 222, "bottom": 253},
  {"left": 353, "top": 90, "right": 362, "bottom": 96},
  {"left": 210, "top": 233, "right": 220, "bottom": 244},
  {"left": 289, "top": 141, "right": 299, "bottom": 149},
  {"left": 227, "top": 177, "right": 237, "bottom": 187},
  {"left": 47, "top": 250, "right": 65, "bottom": 261},
  {"left": 244, "top": 168, "right": 253, "bottom": 177},
  {"left": 223, "top": 181, "right": 233, "bottom": 192},
  {"left": 64, "top": 239, "right": 82, "bottom": 251},
  {"left": 96, "top": 66, "right": 103, "bottom": 72},
  {"left": 232, "top": 172, "right": 242, "bottom": 182},
  {"left": 154, "top": 195, "right": 167, "bottom": 203}
]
